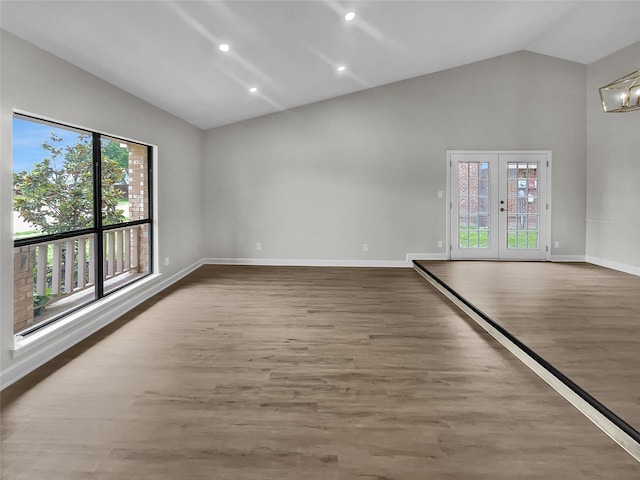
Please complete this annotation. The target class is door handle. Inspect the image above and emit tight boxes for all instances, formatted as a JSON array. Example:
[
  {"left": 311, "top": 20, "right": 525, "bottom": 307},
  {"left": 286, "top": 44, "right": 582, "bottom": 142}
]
[{"left": 500, "top": 208, "right": 505, "bottom": 212}]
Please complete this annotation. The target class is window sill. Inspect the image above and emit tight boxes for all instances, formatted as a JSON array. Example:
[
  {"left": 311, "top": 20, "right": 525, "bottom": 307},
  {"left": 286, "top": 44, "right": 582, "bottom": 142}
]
[{"left": 12, "top": 273, "right": 161, "bottom": 359}]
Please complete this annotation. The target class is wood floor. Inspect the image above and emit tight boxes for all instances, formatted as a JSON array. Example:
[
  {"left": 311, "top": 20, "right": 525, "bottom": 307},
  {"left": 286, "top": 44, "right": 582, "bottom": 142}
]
[
  {"left": 2, "top": 265, "right": 639, "bottom": 479},
  {"left": 417, "top": 260, "right": 640, "bottom": 437}
]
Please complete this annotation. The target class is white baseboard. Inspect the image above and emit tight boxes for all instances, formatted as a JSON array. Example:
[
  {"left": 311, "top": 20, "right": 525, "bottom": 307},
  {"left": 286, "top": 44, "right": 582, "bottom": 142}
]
[
  {"left": 202, "top": 257, "right": 410, "bottom": 268},
  {"left": 406, "top": 253, "right": 448, "bottom": 262},
  {"left": 585, "top": 255, "right": 640, "bottom": 277},
  {"left": 407, "top": 254, "right": 588, "bottom": 263},
  {"left": 550, "top": 255, "right": 586, "bottom": 262},
  {"left": 0, "top": 260, "right": 204, "bottom": 391}
]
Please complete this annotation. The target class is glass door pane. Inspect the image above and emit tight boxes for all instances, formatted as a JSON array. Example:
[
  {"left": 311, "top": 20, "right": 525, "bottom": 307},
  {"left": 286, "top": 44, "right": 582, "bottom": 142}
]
[
  {"left": 450, "top": 153, "right": 498, "bottom": 259},
  {"left": 506, "top": 162, "right": 539, "bottom": 249},
  {"left": 498, "top": 154, "right": 548, "bottom": 260},
  {"left": 457, "top": 161, "right": 490, "bottom": 248}
]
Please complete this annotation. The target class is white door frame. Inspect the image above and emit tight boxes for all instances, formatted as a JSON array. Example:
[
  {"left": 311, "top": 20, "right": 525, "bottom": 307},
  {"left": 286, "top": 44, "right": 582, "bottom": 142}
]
[{"left": 446, "top": 150, "right": 552, "bottom": 261}]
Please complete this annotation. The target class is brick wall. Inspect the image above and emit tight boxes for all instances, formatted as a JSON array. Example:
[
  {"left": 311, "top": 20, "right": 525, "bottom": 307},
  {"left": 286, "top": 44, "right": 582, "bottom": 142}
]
[
  {"left": 458, "top": 162, "right": 489, "bottom": 228},
  {"left": 13, "top": 247, "right": 35, "bottom": 333},
  {"left": 458, "top": 162, "right": 539, "bottom": 230},
  {"left": 127, "top": 144, "right": 149, "bottom": 273}
]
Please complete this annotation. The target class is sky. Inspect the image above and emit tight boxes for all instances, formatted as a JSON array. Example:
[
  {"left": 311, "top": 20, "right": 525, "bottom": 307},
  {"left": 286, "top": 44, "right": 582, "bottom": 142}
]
[{"left": 12, "top": 117, "right": 86, "bottom": 173}]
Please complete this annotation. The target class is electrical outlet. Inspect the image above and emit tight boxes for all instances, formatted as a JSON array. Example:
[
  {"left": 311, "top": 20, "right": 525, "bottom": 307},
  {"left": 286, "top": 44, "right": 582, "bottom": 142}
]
[
  {"left": 437, "top": 190, "right": 443, "bottom": 199},
  {"left": 256, "top": 242, "right": 262, "bottom": 251},
  {"left": 554, "top": 241, "right": 560, "bottom": 249},
  {"left": 362, "top": 243, "right": 369, "bottom": 252},
  {"left": 437, "top": 240, "right": 443, "bottom": 249},
  {"left": 164, "top": 256, "right": 170, "bottom": 266}
]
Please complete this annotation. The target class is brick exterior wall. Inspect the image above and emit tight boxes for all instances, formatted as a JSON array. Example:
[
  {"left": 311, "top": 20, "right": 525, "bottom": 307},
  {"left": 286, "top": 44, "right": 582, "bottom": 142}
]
[
  {"left": 13, "top": 247, "right": 35, "bottom": 333},
  {"left": 127, "top": 143, "right": 149, "bottom": 273},
  {"left": 458, "top": 162, "right": 489, "bottom": 228},
  {"left": 458, "top": 162, "right": 538, "bottom": 230}
]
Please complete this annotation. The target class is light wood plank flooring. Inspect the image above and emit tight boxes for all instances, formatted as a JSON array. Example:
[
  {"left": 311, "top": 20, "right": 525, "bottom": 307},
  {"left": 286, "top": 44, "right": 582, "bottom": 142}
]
[
  {"left": 417, "top": 260, "right": 640, "bottom": 437},
  {"left": 2, "top": 265, "right": 639, "bottom": 479}
]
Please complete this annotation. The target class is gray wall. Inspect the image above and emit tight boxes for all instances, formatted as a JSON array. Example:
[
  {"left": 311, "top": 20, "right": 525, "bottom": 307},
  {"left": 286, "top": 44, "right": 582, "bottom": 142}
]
[
  {"left": 0, "top": 31, "right": 204, "bottom": 377},
  {"left": 0, "top": 34, "right": 594, "bottom": 385},
  {"left": 586, "top": 42, "right": 640, "bottom": 274},
  {"left": 203, "top": 50, "right": 587, "bottom": 262}
]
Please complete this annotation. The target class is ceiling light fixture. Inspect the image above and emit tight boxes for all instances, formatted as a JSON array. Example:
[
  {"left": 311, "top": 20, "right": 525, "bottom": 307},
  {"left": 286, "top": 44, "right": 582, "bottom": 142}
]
[
  {"left": 249, "top": 87, "right": 258, "bottom": 94},
  {"left": 218, "top": 43, "right": 230, "bottom": 53},
  {"left": 599, "top": 69, "right": 640, "bottom": 112},
  {"left": 344, "top": 11, "right": 356, "bottom": 21},
  {"left": 337, "top": 65, "right": 347, "bottom": 73}
]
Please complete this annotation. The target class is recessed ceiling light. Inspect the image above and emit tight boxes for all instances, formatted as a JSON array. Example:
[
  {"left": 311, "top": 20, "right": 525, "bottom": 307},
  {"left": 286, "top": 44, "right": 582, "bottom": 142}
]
[
  {"left": 218, "top": 43, "right": 230, "bottom": 52},
  {"left": 344, "top": 11, "right": 356, "bottom": 21},
  {"left": 249, "top": 87, "right": 258, "bottom": 94},
  {"left": 337, "top": 65, "right": 347, "bottom": 72}
]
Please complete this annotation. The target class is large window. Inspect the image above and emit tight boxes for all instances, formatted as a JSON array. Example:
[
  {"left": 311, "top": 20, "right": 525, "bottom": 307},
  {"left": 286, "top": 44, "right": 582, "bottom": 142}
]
[{"left": 12, "top": 114, "right": 153, "bottom": 336}]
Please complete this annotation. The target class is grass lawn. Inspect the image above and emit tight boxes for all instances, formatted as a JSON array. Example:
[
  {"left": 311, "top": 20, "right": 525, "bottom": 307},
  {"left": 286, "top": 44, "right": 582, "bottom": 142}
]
[
  {"left": 459, "top": 228, "right": 489, "bottom": 248},
  {"left": 459, "top": 228, "right": 538, "bottom": 249},
  {"left": 507, "top": 231, "right": 538, "bottom": 249},
  {"left": 14, "top": 230, "right": 40, "bottom": 238}
]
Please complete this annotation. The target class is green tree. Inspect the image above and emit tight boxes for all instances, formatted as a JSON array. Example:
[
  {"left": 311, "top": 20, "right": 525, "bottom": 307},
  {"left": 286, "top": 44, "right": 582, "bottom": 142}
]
[
  {"left": 13, "top": 132, "right": 127, "bottom": 234},
  {"left": 102, "top": 139, "right": 129, "bottom": 173}
]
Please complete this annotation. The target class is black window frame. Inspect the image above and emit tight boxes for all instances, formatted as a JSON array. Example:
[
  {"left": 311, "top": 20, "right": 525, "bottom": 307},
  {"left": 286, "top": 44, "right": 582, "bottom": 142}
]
[{"left": 12, "top": 113, "right": 154, "bottom": 336}]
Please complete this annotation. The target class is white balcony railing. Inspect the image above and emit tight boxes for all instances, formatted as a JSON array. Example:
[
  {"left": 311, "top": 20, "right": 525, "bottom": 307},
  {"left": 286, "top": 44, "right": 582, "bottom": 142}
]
[
  {"left": 34, "top": 225, "right": 142, "bottom": 298},
  {"left": 14, "top": 224, "right": 147, "bottom": 334}
]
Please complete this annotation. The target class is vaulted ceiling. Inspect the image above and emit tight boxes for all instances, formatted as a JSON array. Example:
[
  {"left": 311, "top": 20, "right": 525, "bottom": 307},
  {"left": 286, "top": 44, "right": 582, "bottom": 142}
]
[{"left": 2, "top": 1, "right": 640, "bottom": 130}]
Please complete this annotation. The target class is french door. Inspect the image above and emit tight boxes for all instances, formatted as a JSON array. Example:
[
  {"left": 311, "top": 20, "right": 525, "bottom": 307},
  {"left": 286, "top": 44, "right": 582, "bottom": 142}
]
[{"left": 449, "top": 151, "right": 550, "bottom": 260}]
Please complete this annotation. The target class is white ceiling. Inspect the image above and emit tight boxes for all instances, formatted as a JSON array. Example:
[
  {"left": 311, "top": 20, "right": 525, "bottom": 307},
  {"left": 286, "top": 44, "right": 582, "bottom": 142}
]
[{"left": 2, "top": 1, "right": 640, "bottom": 130}]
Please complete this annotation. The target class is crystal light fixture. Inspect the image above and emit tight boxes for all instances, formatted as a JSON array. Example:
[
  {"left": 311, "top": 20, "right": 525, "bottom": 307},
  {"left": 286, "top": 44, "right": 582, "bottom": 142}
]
[{"left": 599, "top": 69, "right": 640, "bottom": 113}]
